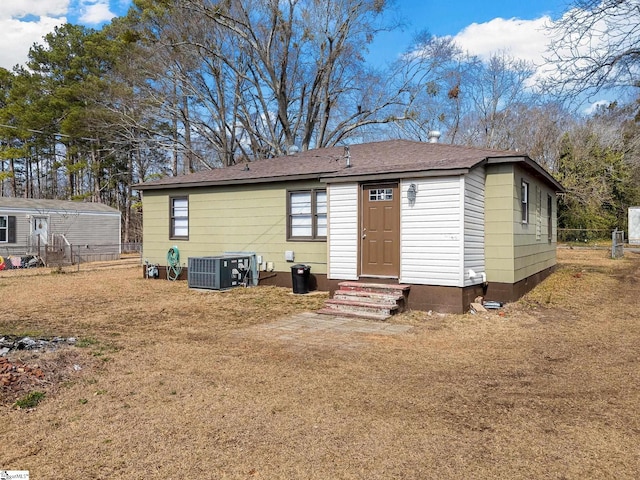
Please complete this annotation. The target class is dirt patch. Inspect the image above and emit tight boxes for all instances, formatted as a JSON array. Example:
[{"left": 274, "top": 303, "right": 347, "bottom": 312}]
[
  {"left": 1, "top": 251, "right": 639, "bottom": 479},
  {"left": 234, "top": 312, "right": 413, "bottom": 351}
]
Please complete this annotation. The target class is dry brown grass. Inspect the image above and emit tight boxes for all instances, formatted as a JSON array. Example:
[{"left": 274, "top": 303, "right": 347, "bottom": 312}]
[{"left": 1, "top": 250, "right": 639, "bottom": 479}]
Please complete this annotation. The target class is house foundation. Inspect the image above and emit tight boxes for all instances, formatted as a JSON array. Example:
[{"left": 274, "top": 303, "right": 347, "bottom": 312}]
[{"left": 144, "top": 265, "right": 556, "bottom": 314}]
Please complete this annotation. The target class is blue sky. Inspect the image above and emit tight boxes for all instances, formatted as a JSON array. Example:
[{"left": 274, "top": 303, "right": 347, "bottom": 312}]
[
  {"left": 0, "top": 0, "right": 570, "bottom": 71},
  {"left": 371, "top": 0, "right": 566, "bottom": 65},
  {"left": 399, "top": 0, "right": 564, "bottom": 36},
  {"left": 5, "top": 1, "right": 621, "bottom": 112}
]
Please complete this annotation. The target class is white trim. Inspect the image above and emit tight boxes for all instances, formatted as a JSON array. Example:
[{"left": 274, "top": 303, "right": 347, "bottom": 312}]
[
  {"left": 459, "top": 175, "right": 466, "bottom": 286},
  {"left": 521, "top": 179, "right": 529, "bottom": 224},
  {"left": 0, "top": 207, "right": 119, "bottom": 217},
  {"left": 0, "top": 214, "right": 8, "bottom": 243}
]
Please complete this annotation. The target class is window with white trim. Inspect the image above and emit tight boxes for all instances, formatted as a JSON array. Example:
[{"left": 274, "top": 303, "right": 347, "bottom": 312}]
[
  {"left": 170, "top": 196, "right": 189, "bottom": 239},
  {"left": 0, "top": 215, "right": 8, "bottom": 242},
  {"left": 287, "top": 189, "right": 327, "bottom": 240},
  {"left": 547, "top": 194, "right": 553, "bottom": 243},
  {"left": 0, "top": 215, "right": 16, "bottom": 243},
  {"left": 521, "top": 180, "right": 529, "bottom": 224}
]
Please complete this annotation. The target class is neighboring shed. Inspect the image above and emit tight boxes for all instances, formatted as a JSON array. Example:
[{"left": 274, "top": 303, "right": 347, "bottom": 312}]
[
  {"left": 135, "top": 140, "right": 563, "bottom": 313},
  {"left": 0, "top": 197, "right": 122, "bottom": 263},
  {"left": 629, "top": 207, "right": 640, "bottom": 245}
]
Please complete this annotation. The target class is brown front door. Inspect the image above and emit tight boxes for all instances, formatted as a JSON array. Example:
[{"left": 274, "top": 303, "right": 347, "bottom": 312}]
[{"left": 361, "top": 183, "right": 400, "bottom": 277}]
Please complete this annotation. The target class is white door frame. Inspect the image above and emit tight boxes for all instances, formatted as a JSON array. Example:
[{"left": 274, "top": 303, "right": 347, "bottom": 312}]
[{"left": 32, "top": 215, "right": 49, "bottom": 245}]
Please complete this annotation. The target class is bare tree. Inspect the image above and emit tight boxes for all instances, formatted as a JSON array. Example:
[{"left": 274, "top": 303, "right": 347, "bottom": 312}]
[
  {"left": 544, "top": 0, "right": 640, "bottom": 98},
  {"left": 458, "top": 52, "right": 535, "bottom": 149},
  {"left": 388, "top": 32, "right": 463, "bottom": 142},
  {"left": 499, "top": 102, "right": 573, "bottom": 172},
  {"left": 119, "top": 0, "right": 410, "bottom": 164}
]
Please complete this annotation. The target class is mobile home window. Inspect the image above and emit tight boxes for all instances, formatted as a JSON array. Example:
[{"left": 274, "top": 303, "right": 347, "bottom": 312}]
[
  {"left": 170, "top": 197, "right": 189, "bottom": 239},
  {"left": 521, "top": 180, "right": 529, "bottom": 224},
  {"left": 0, "top": 215, "right": 16, "bottom": 243},
  {"left": 287, "top": 189, "right": 327, "bottom": 240},
  {"left": 0, "top": 215, "right": 7, "bottom": 242}
]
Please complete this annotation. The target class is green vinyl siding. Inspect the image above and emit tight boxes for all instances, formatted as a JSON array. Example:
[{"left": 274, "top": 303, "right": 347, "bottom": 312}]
[
  {"left": 513, "top": 171, "right": 557, "bottom": 281},
  {"left": 141, "top": 181, "right": 328, "bottom": 274},
  {"left": 485, "top": 164, "right": 516, "bottom": 283},
  {"left": 485, "top": 164, "right": 557, "bottom": 283}
]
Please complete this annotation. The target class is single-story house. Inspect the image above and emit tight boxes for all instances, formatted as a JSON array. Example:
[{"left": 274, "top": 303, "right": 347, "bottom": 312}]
[
  {"left": 0, "top": 197, "right": 122, "bottom": 263},
  {"left": 135, "top": 139, "right": 564, "bottom": 313}
]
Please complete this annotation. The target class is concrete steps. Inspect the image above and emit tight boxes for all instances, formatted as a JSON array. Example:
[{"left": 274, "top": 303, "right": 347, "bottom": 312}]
[{"left": 318, "top": 281, "right": 410, "bottom": 320}]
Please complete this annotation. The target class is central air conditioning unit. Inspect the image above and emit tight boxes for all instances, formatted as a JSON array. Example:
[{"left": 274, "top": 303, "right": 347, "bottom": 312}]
[{"left": 187, "top": 255, "right": 253, "bottom": 290}]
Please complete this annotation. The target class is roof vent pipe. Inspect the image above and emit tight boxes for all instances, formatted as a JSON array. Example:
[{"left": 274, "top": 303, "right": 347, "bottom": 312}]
[
  {"left": 344, "top": 146, "right": 351, "bottom": 168},
  {"left": 428, "top": 130, "right": 441, "bottom": 143}
]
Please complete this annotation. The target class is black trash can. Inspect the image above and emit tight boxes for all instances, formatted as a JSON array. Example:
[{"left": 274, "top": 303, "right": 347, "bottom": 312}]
[{"left": 291, "top": 264, "right": 311, "bottom": 294}]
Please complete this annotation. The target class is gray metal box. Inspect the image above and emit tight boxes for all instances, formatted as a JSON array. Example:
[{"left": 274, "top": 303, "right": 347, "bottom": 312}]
[{"left": 188, "top": 256, "right": 252, "bottom": 290}]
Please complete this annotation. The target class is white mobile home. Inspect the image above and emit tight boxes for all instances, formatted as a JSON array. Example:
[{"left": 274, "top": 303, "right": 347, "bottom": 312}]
[{"left": 0, "top": 198, "right": 121, "bottom": 263}]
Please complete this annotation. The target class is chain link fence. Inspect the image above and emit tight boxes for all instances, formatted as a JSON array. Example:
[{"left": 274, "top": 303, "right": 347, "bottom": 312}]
[
  {"left": 557, "top": 228, "right": 613, "bottom": 243},
  {"left": 0, "top": 242, "right": 141, "bottom": 270}
]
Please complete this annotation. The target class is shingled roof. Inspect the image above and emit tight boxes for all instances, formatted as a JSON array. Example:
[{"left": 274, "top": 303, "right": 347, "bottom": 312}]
[
  {"left": 135, "top": 139, "right": 563, "bottom": 191},
  {"left": 0, "top": 197, "right": 120, "bottom": 214}
]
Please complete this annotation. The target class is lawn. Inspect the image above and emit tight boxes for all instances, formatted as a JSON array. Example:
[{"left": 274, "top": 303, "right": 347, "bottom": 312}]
[{"left": 1, "top": 249, "right": 639, "bottom": 479}]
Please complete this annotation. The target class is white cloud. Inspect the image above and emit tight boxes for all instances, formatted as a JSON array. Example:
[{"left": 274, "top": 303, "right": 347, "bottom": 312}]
[
  {"left": 447, "top": 15, "right": 567, "bottom": 94},
  {"left": 450, "top": 8, "right": 636, "bottom": 110},
  {"left": 0, "top": 1, "right": 71, "bottom": 70},
  {"left": 0, "top": 0, "right": 117, "bottom": 70},
  {"left": 452, "top": 16, "right": 551, "bottom": 67},
  {"left": 78, "top": 1, "right": 116, "bottom": 25},
  {"left": 583, "top": 99, "right": 611, "bottom": 115},
  {"left": 0, "top": 1, "right": 69, "bottom": 19},
  {"left": 0, "top": 16, "right": 64, "bottom": 70}
]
